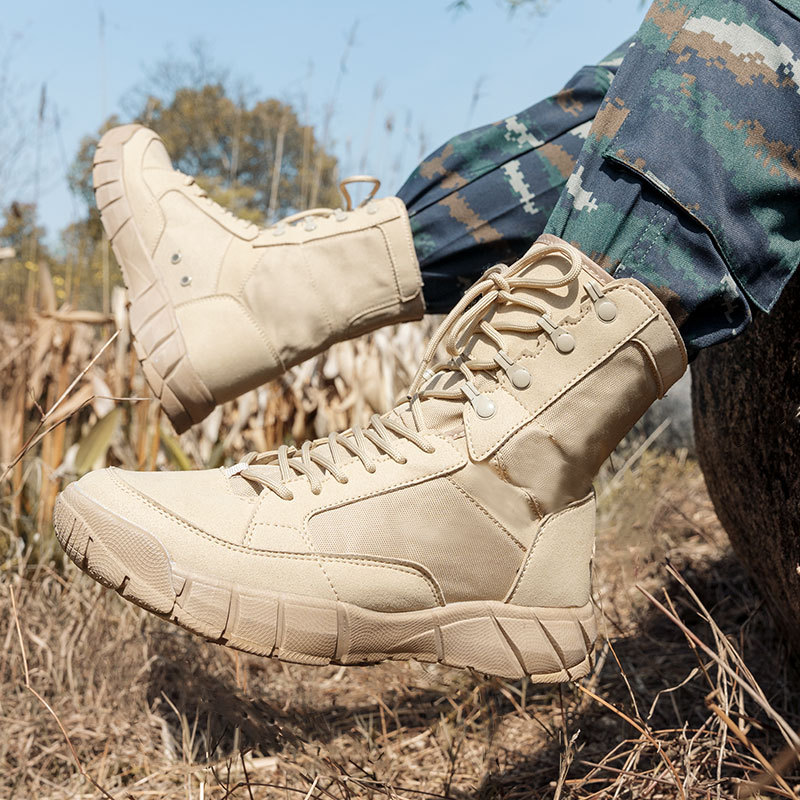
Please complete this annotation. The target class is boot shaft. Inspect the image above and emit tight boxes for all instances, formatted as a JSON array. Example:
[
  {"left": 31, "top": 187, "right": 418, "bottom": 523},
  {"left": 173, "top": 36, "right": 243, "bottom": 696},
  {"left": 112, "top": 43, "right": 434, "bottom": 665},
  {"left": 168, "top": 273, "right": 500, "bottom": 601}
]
[{"left": 174, "top": 195, "right": 424, "bottom": 404}]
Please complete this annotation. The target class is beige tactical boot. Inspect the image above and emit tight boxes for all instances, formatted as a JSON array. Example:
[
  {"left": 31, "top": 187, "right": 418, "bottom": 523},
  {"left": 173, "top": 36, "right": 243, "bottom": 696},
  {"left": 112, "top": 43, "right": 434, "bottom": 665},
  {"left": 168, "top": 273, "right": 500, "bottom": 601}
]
[
  {"left": 54, "top": 236, "right": 686, "bottom": 681},
  {"left": 93, "top": 124, "right": 424, "bottom": 433}
]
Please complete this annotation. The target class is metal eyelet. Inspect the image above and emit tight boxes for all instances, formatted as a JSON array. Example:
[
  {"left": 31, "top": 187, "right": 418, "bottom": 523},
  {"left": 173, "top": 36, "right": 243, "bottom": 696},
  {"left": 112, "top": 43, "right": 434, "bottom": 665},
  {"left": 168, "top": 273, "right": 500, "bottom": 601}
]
[
  {"left": 180, "top": 276, "right": 192, "bottom": 287},
  {"left": 170, "top": 252, "right": 182, "bottom": 264},
  {"left": 462, "top": 381, "right": 496, "bottom": 419},
  {"left": 493, "top": 350, "right": 531, "bottom": 390},
  {"left": 586, "top": 280, "right": 617, "bottom": 322},
  {"left": 539, "top": 314, "right": 576, "bottom": 354}
]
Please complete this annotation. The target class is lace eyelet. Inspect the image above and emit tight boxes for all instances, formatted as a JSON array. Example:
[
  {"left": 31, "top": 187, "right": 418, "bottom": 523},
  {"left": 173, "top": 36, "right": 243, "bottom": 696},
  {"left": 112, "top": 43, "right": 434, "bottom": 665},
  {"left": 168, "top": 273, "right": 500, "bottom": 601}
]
[
  {"left": 554, "top": 331, "right": 575, "bottom": 353},
  {"left": 586, "top": 280, "right": 617, "bottom": 322},
  {"left": 539, "top": 314, "right": 575, "bottom": 354},
  {"left": 462, "top": 381, "right": 496, "bottom": 419},
  {"left": 494, "top": 350, "right": 531, "bottom": 390}
]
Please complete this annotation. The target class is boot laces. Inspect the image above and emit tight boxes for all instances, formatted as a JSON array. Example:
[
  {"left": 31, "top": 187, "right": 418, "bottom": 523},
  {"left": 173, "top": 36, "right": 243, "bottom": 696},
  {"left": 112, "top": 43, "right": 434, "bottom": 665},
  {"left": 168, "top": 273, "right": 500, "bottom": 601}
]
[
  {"left": 409, "top": 241, "right": 584, "bottom": 414},
  {"left": 267, "top": 176, "right": 381, "bottom": 234},
  {"left": 229, "top": 241, "right": 601, "bottom": 499},
  {"left": 176, "top": 173, "right": 382, "bottom": 236}
]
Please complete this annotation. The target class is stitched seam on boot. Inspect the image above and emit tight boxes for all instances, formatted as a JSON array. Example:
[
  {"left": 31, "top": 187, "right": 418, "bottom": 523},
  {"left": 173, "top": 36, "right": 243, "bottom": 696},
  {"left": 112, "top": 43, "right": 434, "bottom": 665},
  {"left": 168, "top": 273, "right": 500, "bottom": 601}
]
[
  {"left": 243, "top": 521, "right": 303, "bottom": 549},
  {"left": 302, "top": 440, "right": 466, "bottom": 527},
  {"left": 506, "top": 494, "right": 593, "bottom": 604},
  {"left": 101, "top": 471, "right": 438, "bottom": 601},
  {"left": 306, "top": 551, "right": 443, "bottom": 606},
  {"left": 444, "top": 474, "right": 526, "bottom": 551},
  {"left": 386, "top": 196, "right": 423, "bottom": 301},
  {"left": 630, "top": 336, "right": 665, "bottom": 396},
  {"left": 344, "top": 225, "right": 404, "bottom": 329},
  {"left": 299, "top": 242, "right": 335, "bottom": 343},
  {"left": 212, "top": 234, "right": 237, "bottom": 295},
  {"left": 495, "top": 439, "right": 547, "bottom": 521},
  {"left": 174, "top": 294, "right": 284, "bottom": 373}
]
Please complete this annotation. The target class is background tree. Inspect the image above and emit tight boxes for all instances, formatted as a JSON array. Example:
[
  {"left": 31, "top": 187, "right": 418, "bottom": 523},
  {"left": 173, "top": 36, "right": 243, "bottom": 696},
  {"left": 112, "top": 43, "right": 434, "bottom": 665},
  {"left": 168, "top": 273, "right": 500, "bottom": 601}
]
[
  {"left": 69, "top": 79, "right": 340, "bottom": 232},
  {"left": 692, "top": 274, "right": 800, "bottom": 653},
  {"left": 0, "top": 202, "right": 56, "bottom": 320},
  {"left": 55, "top": 49, "right": 341, "bottom": 315}
]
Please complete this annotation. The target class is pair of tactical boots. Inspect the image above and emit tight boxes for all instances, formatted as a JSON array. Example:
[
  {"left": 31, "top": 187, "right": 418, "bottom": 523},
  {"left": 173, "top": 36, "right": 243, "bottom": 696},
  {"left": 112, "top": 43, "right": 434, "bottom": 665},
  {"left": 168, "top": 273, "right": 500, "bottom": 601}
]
[{"left": 54, "top": 125, "right": 686, "bottom": 681}]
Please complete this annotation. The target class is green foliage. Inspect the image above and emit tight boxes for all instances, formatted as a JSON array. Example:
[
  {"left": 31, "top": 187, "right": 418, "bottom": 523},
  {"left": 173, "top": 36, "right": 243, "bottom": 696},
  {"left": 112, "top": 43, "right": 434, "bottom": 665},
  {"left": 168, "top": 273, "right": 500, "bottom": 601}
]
[
  {"left": 0, "top": 202, "right": 46, "bottom": 256},
  {"left": 1, "top": 51, "right": 341, "bottom": 319},
  {"left": 0, "top": 202, "right": 54, "bottom": 320},
  {"left": 75, "top": 407, "right": 123, "bottom": 475}
]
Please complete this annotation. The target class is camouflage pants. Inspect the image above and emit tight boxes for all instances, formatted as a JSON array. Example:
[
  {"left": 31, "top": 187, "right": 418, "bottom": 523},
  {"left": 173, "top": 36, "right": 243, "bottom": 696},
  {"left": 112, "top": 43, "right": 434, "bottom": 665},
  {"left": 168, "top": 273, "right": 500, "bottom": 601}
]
[{"left": 399, "top": 0, "right": 800, "bottom": 355}]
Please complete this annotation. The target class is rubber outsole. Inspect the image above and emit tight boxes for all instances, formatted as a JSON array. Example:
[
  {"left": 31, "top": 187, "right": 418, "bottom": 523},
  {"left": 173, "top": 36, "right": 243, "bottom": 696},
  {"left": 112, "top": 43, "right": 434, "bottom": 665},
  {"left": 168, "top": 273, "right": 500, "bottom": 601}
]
[
  {"left": 92, "top": 124, "right": 216, "bottom": 433},
  {"left": 53, "top": 488, "right": 596, "bottom": 682}
]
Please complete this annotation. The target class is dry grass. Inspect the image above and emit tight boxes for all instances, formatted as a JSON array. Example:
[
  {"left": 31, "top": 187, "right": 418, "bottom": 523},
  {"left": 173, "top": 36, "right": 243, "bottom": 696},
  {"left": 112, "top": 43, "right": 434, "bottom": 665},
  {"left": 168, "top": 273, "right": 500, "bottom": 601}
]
[{"left": 1, "top": 279, "right": 799, "bottom": 799}]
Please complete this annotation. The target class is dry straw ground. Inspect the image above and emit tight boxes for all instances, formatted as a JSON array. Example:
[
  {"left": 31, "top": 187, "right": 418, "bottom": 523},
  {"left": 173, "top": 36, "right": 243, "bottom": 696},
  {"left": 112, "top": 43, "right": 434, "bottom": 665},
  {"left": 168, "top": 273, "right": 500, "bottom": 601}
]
[{"left": 1, "top": 268, "right": 799, "bottom": 799}]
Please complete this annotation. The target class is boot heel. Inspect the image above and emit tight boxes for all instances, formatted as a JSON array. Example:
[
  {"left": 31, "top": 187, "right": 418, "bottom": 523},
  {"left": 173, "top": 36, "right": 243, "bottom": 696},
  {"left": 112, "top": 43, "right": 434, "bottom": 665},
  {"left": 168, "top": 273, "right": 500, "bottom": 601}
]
[{"left": 436, "top": 603, "right": 596, "bottom": 681}]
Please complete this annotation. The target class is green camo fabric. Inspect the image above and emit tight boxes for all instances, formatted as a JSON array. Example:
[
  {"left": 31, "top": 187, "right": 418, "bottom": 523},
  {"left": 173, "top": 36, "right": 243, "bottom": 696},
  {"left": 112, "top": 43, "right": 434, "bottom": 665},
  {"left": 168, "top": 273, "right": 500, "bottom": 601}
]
[{"left": 402, "top": 1, "right": 800, "bottom": 354}]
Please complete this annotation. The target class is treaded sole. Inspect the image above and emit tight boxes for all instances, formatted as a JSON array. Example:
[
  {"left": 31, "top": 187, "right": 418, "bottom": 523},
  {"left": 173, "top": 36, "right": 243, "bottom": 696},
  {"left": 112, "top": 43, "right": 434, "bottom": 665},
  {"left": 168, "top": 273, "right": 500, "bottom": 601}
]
[
  {"left": 92, "top": 124, "right": 216, "bottom": 433},
  {"left": 54, "top": 488, "right": 596, "bottom": 682}
]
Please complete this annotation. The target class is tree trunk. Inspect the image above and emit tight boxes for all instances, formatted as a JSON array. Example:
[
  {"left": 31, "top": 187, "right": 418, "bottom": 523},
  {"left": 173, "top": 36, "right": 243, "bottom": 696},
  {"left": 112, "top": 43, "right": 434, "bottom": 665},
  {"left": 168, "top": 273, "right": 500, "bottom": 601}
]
[{"left": 691, "top": 274, "right": 800, "bottom": 650}]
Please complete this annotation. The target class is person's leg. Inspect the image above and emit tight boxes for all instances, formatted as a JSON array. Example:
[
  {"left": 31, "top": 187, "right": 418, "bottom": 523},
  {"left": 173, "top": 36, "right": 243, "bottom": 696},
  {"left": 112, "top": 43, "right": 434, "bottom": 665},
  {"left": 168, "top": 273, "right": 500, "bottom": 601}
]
[
  {"left": 398, "top": 40, "right": 630, "bottom": 312},
  {"left": 544, "top": 0, "right": 800, "bottom": 356}
]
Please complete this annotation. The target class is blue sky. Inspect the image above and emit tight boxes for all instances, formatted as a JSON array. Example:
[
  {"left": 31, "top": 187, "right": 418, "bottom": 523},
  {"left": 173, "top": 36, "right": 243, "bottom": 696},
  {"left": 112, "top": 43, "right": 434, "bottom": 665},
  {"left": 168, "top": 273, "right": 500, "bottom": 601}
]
[{"left": 1, "top": 0, "right": 647, "bottom": 245}]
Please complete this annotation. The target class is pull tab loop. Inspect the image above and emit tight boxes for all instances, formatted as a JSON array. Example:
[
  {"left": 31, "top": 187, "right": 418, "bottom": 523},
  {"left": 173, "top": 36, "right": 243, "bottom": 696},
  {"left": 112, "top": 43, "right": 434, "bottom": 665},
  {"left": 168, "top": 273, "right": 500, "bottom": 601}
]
[{"left": 339, "top": 175, "right": 381, "bottom": 211}]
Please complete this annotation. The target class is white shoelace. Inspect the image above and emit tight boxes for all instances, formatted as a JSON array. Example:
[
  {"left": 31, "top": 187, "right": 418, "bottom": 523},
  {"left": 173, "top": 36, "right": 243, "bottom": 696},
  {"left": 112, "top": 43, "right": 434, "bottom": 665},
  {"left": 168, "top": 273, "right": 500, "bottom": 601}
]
[
  {"left": 229, "top": 241, "right": 597, "bottom": 499},
  {"left": 267, "top": 175, "right": 382, "bottom": 234}
]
